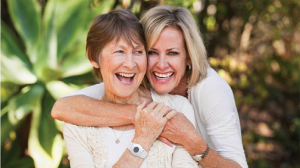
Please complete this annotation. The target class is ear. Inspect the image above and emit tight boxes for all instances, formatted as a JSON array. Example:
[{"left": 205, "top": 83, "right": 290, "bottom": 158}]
[
  {"left": 89, "top": 59, "right": 99, "bottom": 68},
  {"left": 86, "top": 48, "right": 100, "bottom": 68},
  {"left": 186, "top": 55, "right": 192, "bottom": 66}
]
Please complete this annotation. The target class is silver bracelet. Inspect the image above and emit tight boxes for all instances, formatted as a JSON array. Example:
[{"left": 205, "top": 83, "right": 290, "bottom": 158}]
[{"left": 192, "top": 144, "right": 210, "bottom": 161}]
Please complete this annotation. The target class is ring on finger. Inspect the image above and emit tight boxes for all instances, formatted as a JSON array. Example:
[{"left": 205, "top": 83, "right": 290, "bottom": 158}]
[{"left": 165, "top": 115, "right": 170, "bottom": 120}]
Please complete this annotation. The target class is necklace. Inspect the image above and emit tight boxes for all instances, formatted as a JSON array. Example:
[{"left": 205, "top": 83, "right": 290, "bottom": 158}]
[
  {"left": 187, "top": 77, "right": 191, "bottom": 102},
  {"left": 112, "top": 126, "right": 128, "bottom": 144}
]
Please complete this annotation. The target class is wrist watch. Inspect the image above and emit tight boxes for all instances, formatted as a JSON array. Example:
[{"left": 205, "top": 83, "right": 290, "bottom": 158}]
[
  {"left": 127, "top": 142, "right": 148, "bottom": 159},
  {"left": 192, "top": 144, "right": 210, "bottom": 162}
]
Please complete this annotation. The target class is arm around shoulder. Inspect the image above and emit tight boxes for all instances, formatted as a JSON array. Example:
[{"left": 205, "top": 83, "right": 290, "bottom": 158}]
[
  {"left": 194, "top": 76, "right": 248, "bottom": 168},
  {"left": 51, "top": 84, "right": 136, "bottom": 127}
]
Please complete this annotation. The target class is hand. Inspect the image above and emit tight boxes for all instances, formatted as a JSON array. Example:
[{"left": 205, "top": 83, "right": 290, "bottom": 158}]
[
  {"left": 160, "top": 113, "right": 205, "bottom": 154},
  {"left": 158, "top": 136, "right": 174, "bottom": 147},
  {"left": 134, "top": 102, "right": 177, "bottom": 147}
]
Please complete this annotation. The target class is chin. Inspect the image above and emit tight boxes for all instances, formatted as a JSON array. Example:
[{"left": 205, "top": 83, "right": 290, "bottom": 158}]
[
  {"left": 152, "top": 85, "right": 173, "bottom": 94},
  {"left": 115, "top": 89, "right": 136, "bottom": 98}
]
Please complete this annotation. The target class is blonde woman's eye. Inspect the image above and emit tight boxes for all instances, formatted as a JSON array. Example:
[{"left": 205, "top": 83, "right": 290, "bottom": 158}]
[
  {"left": 168, "top": 52, "right": 179, "bottom": 56},
  {"left": 148, "top": 51, "right": 158, "bottom": 55}
]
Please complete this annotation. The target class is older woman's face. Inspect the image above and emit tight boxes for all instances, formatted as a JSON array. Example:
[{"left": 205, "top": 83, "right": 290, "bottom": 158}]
[
  {"left": 92, "top": 38, "right": 147, "bottom": 98},
  {"left": 146, "top": 27, "right": 188, "bottom": 94}
]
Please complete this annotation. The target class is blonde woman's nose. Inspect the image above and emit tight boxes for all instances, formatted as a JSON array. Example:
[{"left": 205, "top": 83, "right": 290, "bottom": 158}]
[{"left": 156, "top": 55, "right": 168, "bottom": 69}]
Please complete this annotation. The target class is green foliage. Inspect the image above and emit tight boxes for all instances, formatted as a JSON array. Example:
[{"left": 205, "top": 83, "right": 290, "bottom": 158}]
[{"left": 1, "top": 0, "right": 114, "bottom": 167}]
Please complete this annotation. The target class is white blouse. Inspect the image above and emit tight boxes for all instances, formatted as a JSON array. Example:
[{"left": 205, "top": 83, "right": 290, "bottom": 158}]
[
  {"left": 190, "top": 68, "right": 248, "bottom": 168},
  {"left": 63, "top": 91, "right": 198, "bottom": 168}
]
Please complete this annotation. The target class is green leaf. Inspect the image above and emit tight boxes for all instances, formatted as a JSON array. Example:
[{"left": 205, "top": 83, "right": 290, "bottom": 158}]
[
  {"left": 55, "top": 0, "right": 90, "bottom": 59},
  {"left": 28, "top": 87, "right": 63, "bottom": 168},
  {"left": 38, "top": 92, "right": 58, "bottom": 156},
  {"left": 7, "top": 84, "right": 44, "bottom": 126},
  {"left": 1, "top": 135, "right": 21, "bottom": 164},
  {"left": 1, "top": 54, "right": 37, "bottom": 85},
  {"left": 60, "top": 45, "right": 92, "bottom": 78},
  {"left": 1, "top": 22, "right": 29, "bottom": 66},
  {"left": 1, "top": 82, "right": 19, "bottom": 103},
  {"left": 90, "top": 0, "right": 115, "bottom": 19},
  {"left": 1, "top": 22, "right": 37, "bottom": 85},
  {"left": 35, "top": 0, "right": 58, "bottom": 71},
  {"left": 62, "top": 71, "right": 97, "bottom": 85},
  {"left": 1, "top": 112, "right": 15, "bottom": 144},
  {"left": 36, "top": 67, "right": 63, "bottom": 83},
  {"left": 1, "top": 135, "right": 35, "bottom": 168},
  {"left": 45, "top": 81, "right": 82, "bottom": 100},
  {"left": 7, "top": 0, "right": 41, "bottom": 63},
  {"left": 3, "top": 157, "right": 34, "bottom": 168}
]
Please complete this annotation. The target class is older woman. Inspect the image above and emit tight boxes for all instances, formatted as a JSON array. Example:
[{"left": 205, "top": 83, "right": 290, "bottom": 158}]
[
  {"left": 53, "top": 6, "right": 248, "bottom": 168},
  {"left": 63, "top": 9, "right": 198, "bottom": 167}
]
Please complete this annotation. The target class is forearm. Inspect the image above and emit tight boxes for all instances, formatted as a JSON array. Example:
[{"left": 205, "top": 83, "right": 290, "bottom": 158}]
[
  {"left": 113, "top": 136, "right": 152, "bottom": 168},
  {"left": 199, "top": 149, "right": 241, "bottom": 168},
  {"left": 183, "top": 134, "right": 242, "bottom": 168},
  {"left": 51, "top": 95, "right": 136, "bottom": 126}
]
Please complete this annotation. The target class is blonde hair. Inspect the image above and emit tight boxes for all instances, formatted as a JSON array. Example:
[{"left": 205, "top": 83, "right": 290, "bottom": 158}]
[{"left": 141, "top": 5, "right": 210, "bottom": 87}]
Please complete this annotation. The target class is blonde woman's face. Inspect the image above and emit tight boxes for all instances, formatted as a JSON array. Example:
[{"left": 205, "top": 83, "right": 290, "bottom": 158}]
[{"left": 146, "top": 27, "right": 188, "bottom": 94}]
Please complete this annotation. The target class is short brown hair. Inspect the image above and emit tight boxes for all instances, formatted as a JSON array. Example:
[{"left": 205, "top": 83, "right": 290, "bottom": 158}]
[{"left": 86, "top": 9, "right": 146, "bottom": 80}]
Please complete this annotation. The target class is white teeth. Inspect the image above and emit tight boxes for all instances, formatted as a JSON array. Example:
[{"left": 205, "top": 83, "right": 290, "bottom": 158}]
[
  {"left": 117, "top": 73, "right": 134, "bottom": 77},
  {"left": 154, "top": 72, "right": 173, "bottom": 78}
]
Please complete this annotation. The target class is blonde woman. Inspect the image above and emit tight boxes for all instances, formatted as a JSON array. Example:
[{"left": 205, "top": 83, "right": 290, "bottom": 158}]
[{"left": 53, "top": 6, "right": 248, "bottom": 168}]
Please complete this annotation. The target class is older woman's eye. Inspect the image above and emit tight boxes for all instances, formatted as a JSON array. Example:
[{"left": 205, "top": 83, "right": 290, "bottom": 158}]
[
  {"left": 168, "top": 51, "right": 179, "bottom": 56},
  {"left": 114, "top": 50, "right": 124, "bottom": 54},
  {"left": 148, "top": 51, "right": 158, "bottom": 55},
  {"left": 134, "top": 50, "right": 143, "bottom": 55}
]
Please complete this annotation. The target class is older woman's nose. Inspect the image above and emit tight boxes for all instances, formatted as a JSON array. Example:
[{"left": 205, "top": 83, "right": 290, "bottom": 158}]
[{"left": 123, "top": 54, "right": 136, "bottom": 69}]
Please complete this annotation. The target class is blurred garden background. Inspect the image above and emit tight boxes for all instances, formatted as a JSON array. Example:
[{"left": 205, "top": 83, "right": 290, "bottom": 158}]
[{"left": 1, "top": 0, "right": 299, "bottom": 167}]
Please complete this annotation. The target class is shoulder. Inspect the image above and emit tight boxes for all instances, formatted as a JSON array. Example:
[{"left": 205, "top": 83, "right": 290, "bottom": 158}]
[
  {"left": 63, "top": 83, "right": 105, "bottom": 99},
  {"left": 63, "top": 123, "right": 89, "bottom": 143},
  {"left": 191, "top": 68, "right": 237, "bottom": 122},
  {"left": 192, "top": 68, "right": 235, "bottom": 104},
  {"left": 151, "top": 91, "right": 196, "bottom": 126},
  {"left": 63, "top": 123, "right": 86, "bottom": 134},
  {"left": 151, "top": 90, "right": 189, "bottom": 112},
  {"left": 194, "top": 68, "right": 232, "bottom": 93}
]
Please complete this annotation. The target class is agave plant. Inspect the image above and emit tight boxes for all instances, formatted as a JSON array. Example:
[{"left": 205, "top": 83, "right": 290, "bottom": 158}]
[{"left": 1, "top": 0, "right": 114, "bottom": 167}]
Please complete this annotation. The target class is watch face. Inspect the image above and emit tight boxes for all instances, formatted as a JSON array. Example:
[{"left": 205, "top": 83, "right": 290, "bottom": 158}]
[{"left": 133, "top": 147, "right": 139, "bottom": 153}]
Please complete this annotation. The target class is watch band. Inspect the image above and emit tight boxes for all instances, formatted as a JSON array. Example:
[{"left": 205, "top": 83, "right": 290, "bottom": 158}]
[
  {"left": 192, "top": 144, "right": 210, "bottom": 162},
  {"left": 127, "top": 142, "right": 148, "bottom": 159}
]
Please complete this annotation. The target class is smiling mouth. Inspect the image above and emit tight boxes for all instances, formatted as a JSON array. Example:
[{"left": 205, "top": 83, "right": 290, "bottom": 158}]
[
  {"left": 153, "top": 72, "right": 174, "bottom": 79},
  {"left": 116, "top": 73, "right": 135, "bottom": 84}
]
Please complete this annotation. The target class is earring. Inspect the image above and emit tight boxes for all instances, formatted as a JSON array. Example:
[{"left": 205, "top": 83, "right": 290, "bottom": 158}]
[{"left": 188, "top": 64, "right": 192, "bottom": 71}]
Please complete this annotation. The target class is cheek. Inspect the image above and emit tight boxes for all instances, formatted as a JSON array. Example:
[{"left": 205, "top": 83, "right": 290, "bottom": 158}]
[
  {"left": 140, "top": 60, "right": 147, "bottom": 74},
  {"left": 173, "top": 57, "right": 186, "bottom": 74},
  {"left": 147, "top": 56, "right": 156, "bottom": 71}
]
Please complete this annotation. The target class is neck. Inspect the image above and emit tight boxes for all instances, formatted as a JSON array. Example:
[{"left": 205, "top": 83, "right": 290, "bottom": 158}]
[
  {"left": 102, "top": 89, "right": 143, "bottom": 105},
  {"left": 169, "top": 74, "right": 188, "bottom": 97}
]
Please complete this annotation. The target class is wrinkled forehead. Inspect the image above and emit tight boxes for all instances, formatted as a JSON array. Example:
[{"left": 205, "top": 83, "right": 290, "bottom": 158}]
[{"left": 110, "top": 35, "right": 145, "bottom": 49}]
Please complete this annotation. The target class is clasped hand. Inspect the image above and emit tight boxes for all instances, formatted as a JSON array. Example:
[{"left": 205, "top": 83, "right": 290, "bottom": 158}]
[{"left": 134, "top": 102, "right": 177, "bottom": 144}]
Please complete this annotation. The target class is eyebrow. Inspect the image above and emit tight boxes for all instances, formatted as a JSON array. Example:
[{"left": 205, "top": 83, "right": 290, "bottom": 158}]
[
  {"left": 150, "top": 47, "right": 179, "bottom": 51},
  {"left": 134, "top": 45, "right": 144, "bottom": 49}
]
